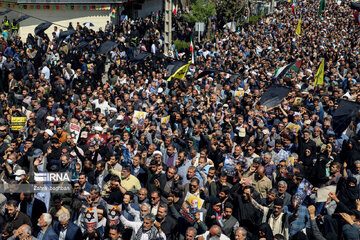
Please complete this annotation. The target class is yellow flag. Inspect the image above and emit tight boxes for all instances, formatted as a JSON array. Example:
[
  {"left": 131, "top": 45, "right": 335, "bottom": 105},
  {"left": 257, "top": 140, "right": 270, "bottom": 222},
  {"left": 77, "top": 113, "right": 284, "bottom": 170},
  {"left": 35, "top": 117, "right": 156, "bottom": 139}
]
[
  {"left": 296, "top": 18, "right": 301, "bottom": 35},
  {"left": 167, "top": 61, "right": 191, "bottom": 82},
  {"left": 314, "top": 59, "right": 325, "bottom": 86}
]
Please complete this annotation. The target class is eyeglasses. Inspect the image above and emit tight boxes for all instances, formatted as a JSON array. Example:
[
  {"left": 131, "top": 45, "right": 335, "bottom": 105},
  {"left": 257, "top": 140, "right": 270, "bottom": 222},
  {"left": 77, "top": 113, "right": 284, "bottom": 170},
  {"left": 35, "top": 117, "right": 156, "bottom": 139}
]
[{"left": 190, "top": 184, "right": 198, "bottom": 188}]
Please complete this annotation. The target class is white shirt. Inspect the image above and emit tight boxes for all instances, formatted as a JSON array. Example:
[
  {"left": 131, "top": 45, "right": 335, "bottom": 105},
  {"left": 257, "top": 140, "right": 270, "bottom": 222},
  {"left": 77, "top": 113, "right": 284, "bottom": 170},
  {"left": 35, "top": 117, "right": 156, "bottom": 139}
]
[
  {"left": 59, "top": 227, "right": 67, "bottom": 240},
  {"left": 98, "top": 173, "right": 104, "bottom": 189},
  {"left": 119, "top": 215, "right": 166, "bottom": 240},
  {"left": 41, "top": 66, "right": 50, "bottom": 80},
  {"left": 197, "top": 231, "right": 230, "bottom": 240},
  {"left": 91, "top": 99, "right": 110, "bottom": 115}
]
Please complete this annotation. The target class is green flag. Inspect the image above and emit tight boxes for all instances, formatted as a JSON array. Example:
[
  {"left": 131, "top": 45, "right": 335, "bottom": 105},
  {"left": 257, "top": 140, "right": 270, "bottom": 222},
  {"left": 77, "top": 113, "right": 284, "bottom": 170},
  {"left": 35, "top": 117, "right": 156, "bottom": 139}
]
[{"left": 318, "top": 0, "right": 325, "bottom": 18}]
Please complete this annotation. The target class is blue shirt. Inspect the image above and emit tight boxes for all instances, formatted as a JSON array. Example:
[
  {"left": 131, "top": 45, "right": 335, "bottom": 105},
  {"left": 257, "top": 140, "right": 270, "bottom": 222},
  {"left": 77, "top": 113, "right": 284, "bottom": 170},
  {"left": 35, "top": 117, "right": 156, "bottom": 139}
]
[
  {"left": 37, "top": 229, "right": 46, "bottom": 240},
  {"left": 283, "top": 205, "right": 310, "bottom": 236},
  {"left": 26, "top": 199, "right": 34, "bottom": 218}
]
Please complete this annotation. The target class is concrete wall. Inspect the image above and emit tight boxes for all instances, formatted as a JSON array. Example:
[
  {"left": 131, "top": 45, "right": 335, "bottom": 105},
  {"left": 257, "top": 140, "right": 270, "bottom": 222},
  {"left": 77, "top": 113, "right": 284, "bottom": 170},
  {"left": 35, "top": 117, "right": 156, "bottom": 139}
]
[{"left": 0, "top": 6, "right": 110, "bottom": 40}]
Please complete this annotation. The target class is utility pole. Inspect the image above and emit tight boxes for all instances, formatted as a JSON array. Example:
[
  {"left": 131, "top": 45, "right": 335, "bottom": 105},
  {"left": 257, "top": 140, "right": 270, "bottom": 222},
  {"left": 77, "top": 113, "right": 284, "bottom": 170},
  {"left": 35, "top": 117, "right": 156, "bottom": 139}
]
[{"left": 164, "top": 0, "right": 172, "bottom": 54}]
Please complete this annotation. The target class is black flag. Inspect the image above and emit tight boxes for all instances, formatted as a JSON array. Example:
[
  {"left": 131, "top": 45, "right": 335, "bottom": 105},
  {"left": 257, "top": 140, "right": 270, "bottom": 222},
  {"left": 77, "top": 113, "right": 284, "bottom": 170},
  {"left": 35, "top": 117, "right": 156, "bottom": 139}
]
[
  {"left": 59, "top": 29, "right": 76, "bottom": 39},
  {"left": 166, "top": 61, "right": 187, "bottom": 76},
  {"left": 332, "top": 100, "right": 360, "bottom": 136},
  {"left": 35, "top": 22, "right": 52, "bottom": 36},
  {"left": 16, "top": 15, "right": 30, "bottom": 23},
  {"left": 0, "top": 9, "right": 11, "bottom": 16},
  {"left": 98, "top": 40, "right": 118, "bottom": 54},
  {"left": 260, "top": 85, "right": 291, "bottom": 108},
  {"left": 350, "top": 2, "right": 360, "bottom": 11}
]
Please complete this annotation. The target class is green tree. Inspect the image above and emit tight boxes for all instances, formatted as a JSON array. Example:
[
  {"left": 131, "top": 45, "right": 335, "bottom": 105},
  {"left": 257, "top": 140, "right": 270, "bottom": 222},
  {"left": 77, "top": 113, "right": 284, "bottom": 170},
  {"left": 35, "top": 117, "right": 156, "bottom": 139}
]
[
  {"left": 182, "top": 0, "right": 216, "bottom": 23},
  {"left": 216, "top": 0, "right": 246, "bottom": 24}
]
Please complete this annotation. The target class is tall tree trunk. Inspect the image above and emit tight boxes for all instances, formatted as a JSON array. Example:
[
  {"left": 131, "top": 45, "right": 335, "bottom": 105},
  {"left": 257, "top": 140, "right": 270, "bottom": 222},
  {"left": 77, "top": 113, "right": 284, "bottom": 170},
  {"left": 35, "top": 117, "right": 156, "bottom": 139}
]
[{"left": 206, "top": 16, "right": 211, "bottom": 39}]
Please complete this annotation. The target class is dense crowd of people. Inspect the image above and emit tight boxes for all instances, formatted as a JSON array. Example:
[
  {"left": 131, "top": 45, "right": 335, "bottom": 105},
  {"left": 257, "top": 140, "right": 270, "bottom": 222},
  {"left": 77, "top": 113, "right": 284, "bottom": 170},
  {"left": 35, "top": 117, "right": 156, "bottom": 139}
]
[{"left": 0, "top": 0, "right": 359, "bottom": 239}]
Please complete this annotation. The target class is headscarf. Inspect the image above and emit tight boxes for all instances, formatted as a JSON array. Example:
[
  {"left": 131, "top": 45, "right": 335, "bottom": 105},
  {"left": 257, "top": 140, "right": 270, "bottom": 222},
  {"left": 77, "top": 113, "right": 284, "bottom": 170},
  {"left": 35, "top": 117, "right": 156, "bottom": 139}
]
[
  {"left": 257, "top": 223, "right": 274, "bottom": 240},
  {"left": 337, "top": 176, "right": 359, "bottom": 210}
]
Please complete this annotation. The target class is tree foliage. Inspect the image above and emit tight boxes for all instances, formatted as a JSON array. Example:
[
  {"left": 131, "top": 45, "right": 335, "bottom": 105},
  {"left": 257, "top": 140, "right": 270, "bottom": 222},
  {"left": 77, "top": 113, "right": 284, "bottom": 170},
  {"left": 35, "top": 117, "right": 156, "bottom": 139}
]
[
  {"left": 182, "top": 0, "right": 216, "bottom": 23},
  {"left": 216, "top": 0, "right": 246, "bottom": 22}
]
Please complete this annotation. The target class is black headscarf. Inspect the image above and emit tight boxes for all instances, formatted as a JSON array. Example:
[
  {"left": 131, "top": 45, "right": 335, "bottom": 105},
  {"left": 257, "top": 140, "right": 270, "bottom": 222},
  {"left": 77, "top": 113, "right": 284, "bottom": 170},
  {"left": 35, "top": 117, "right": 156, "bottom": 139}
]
[
  {"left": 257, "top": 223, "right": 274, "bottom": 240},
  {"left": 337, "top": 176, "right": 359, "bottom": 210}
]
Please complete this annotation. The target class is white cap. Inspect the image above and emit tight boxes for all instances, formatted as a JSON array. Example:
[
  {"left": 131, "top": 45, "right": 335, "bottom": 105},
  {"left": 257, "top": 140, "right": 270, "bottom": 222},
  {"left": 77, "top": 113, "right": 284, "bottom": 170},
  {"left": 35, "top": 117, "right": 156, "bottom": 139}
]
[
  {"left": 304, "top": 120, "right": 311, "bottom": 125},
  {"left": 158, "top": 88, "right": 164, "bottom": 94},
  {"left": 153, "top": 150, "right": 163, "bottom": 157},
  {"left": 342, "top": 92, "right": 351, "bottom": 99},
  {"left": 46, "top": 116, "right": 55, "bottom": 122},
  {"left": 109, "top": 107, "right": 117, "bottom": 113},
  {"left": 223, "top": 104, "right": 229, "bottom": 108},
  {"left": 94, "top": 126, "right": 103, "bottom": 132},
  {"left": 45, "top": 129, "right": 54, "bottom": 137},
  {"left": 262, "top": 129, "right": 270, "bottom": 135},
  {"left": 117, "top": 115, "right": 124, "bottom": 121},
  {"left": 14, "top": 169, "right": 26, "bottom": 176},
  {"left": 294, "top": 112, "right": 301, "bottom": 116}
]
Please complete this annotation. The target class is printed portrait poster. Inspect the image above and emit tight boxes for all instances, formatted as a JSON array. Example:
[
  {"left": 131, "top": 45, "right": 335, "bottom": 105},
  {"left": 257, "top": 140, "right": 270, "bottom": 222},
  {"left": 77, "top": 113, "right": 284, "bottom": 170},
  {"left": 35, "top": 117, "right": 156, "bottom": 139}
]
[
  {"left": 84, "top": 207, "right": 98, "bottom": 229},
  {"left": 69, "top": 123, "right": 81, "bottom": 143},
  {"left": 107, "top": 205, "right": 120, "bottom": 225},
  {"left": 74, "top": 109, "right": 93, "bottom": 120},
  {"left": 286, "top": 123, "right": 301, "bottom": 133},
  {"left": 161, "top": 116, "right": 170, "bottom": 125},
  {"left": 133, "top": 111, "right": 147, "bottom": 127},
  {"left": 180, "top": 192, "right": 204, "bottom": 223},
  {"left": 235, "top": 90, "right": 245, "bottom": 98},
  {"left": 293, "top": 179, "right": 313, "bottom": 206},
  {"left": 87, "top": 134, "right": 108, "bottom": 146},
  {"left": 223, "top": 154, "right": 238, "bottom": 177}
]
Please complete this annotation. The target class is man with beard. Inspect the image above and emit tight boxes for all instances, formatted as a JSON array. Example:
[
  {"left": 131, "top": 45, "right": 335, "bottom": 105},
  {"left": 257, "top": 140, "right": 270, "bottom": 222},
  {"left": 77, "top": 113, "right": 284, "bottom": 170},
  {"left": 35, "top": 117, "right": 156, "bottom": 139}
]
[
  {"left": 19, "top": 192, "right": 47, "bottom": 231},
  {"left": 250, "top": 196, "right": 290, "bottom": 239},
  {"left": 156, "top": 203, "right": 177, "bottom": 240},
  {"left": 134, "top": 188, "right": 149, "bottom": 206},
  {"left": 131, "top": 155, "right": 147, "bottom": 184},
  {"left": 168, "top": 195, "right": 208, "bottom": 239},
  {"left": 4, "top": 200, "right": 32, "bottom": 235},
  {"left": 36, "top": 213, "right": 58, "bottom": 240},
  {"left": 176, "top": 151, "right": 191, "bottom": 181},
  {"left": 149, "top": 190, "right": 162, "bottom": 216},
  {"left": 105, "top": 175, "right": 123, "bottom": 205},
  {"left": 185, "top": 227, "right": 197, "bottom": 240},
  {"left": 11, "top": 224, "right": 37, "bottom": 240},
  {"left": 196, "top": 225, "right": 230, "bottom": 240},
  {"left": 113, "top": 166, "right": 141, "bottom": 194},
  {"left": 215, "top": 202, "right": 239, "bottom": 238},
  {"left": 156, "top": 166, "right": 180, "bottom": 203},
  {"left": 146, "top": 160, "right": 166, "bottom": 194},
  {"left": 129, "top": 202, "right": 151, "bottom": 222},
  {"left": 106, "top": 225, "right": 122, "bottom": 240},
  {"left": 119, "top": 212, "right": 166, "bottom": 240},
  {"left": 46, "top": 138, "right": 63, "bottom": 171},
  {"left": 250, "top": 165, "right": 272, "bottom": 199},
  {"left": 78, "top": 172, "right": 93, "bottom": 194},
  {"left": 231, "top": 186, "right": 261, "bottom": 235},
  {"left": 262, "top": 188, "right": 278, "bottom": 208}
]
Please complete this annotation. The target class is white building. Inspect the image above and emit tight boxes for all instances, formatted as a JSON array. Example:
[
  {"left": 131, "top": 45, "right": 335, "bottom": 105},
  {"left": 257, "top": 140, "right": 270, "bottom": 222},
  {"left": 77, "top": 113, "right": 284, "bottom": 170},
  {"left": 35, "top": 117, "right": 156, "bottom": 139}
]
[{"left": 0, "top": 0, "right": 163, "bottom": 40}]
